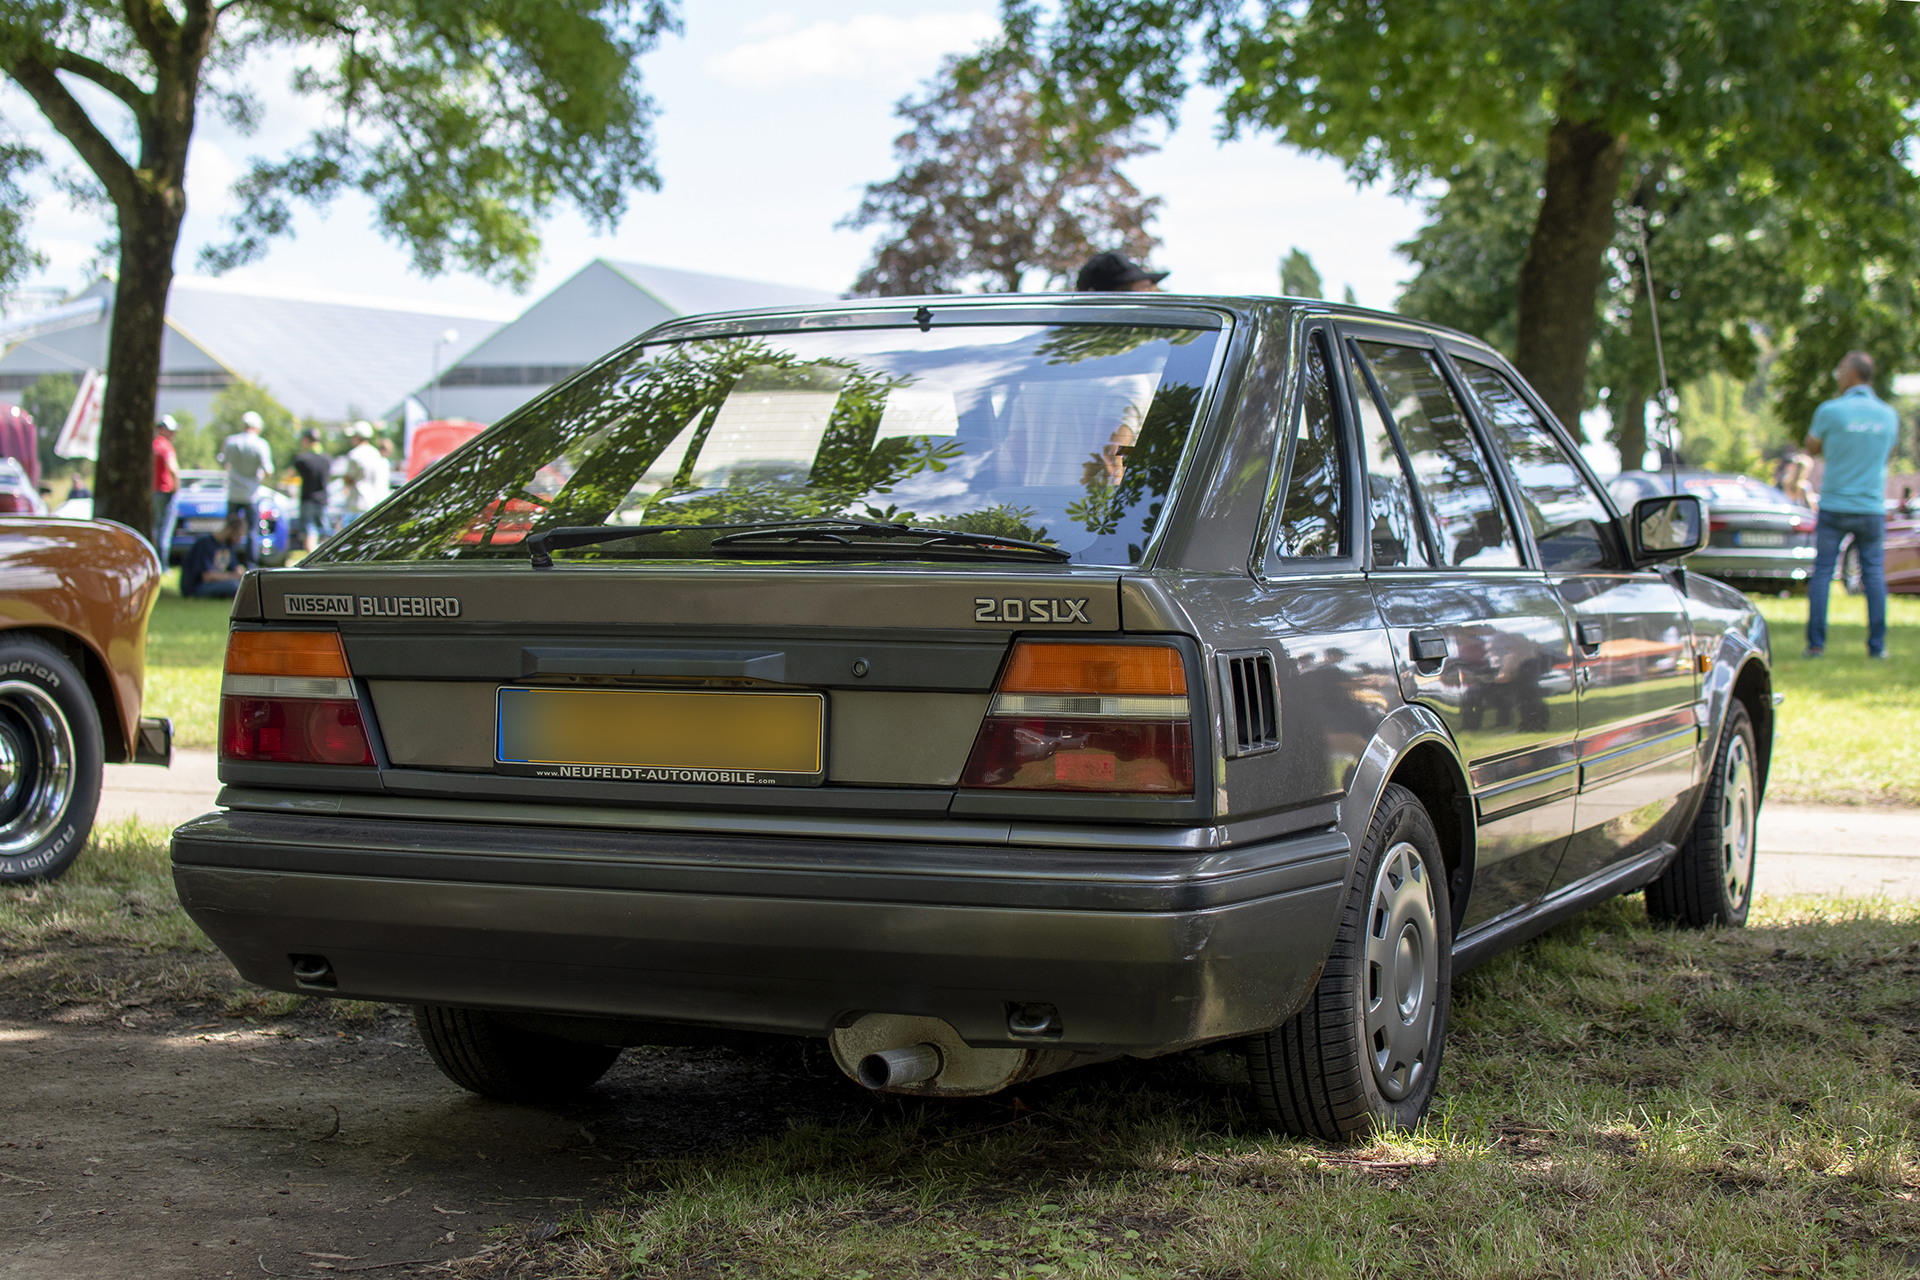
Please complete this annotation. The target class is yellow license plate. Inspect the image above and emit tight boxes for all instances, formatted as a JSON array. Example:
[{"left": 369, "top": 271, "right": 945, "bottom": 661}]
[{"left": 495, "top": 687, "right": 825, "bottom": 785}]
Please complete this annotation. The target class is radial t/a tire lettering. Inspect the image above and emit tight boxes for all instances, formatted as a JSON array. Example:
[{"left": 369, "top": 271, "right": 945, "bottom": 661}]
[
  {"left": 1245, "top": 782, "right": 1452, "bottom": 1141},
  {"left": 0, "top": 636, "right": 103, "bottom": 884},
  {"left": 1646, "top": 702, "right": 1758, "bottom": 928},
  {"left": 414, "top": 1005, "right": 622, "bottom": 1102}
]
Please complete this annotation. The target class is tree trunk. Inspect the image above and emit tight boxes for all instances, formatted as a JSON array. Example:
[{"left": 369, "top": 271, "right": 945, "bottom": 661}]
[
  {"left": 1611, "top": 384, "right": 1648, "bottom": 472},
  {"left": 95, "top": 197, "right": 184, "bottom": 536},
  {"left": 1514, "top": 116, "right": 1629, "bottom": 434}
]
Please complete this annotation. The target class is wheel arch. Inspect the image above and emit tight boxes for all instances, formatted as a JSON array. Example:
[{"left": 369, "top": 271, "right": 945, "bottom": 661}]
[
  {"left": 0, "top": 625, "right": 129, "bottom": 763},
  {"left": 1344, "top": 704, "right": 1474, "bottom": 936},
  {"left": 1730, "top": 656, "right": 1774, "bottom": 798}
]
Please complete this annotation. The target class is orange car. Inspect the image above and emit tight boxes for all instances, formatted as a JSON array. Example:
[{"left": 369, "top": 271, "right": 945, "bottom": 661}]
[{"left": 0, "top": 515, "right": 170, "bottom": 880}]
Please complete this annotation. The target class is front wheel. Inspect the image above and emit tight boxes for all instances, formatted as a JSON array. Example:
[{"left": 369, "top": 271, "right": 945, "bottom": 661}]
[
  {"left": 0, "top": 636, "right": 103, "bottom": 883},
  {"left": 1646, "top": 702, "right": 1758, "bottom": 927},
  {"left": 415, "top": 1006, "right": 621, "bottom": 1102},
  {"left": 1245, "top": 783, "right": 1452, "bottom": 1141}
]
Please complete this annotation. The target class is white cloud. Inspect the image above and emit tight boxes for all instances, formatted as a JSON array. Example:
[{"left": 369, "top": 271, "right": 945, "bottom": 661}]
[{"left": 705, "top": 11, "right": 998, "bottom": 91}]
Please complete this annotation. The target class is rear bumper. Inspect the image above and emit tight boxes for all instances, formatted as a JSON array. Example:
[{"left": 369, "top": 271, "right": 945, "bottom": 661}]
[{"left": 171, "top": 810, "right": 1349, "bottom": 1054}]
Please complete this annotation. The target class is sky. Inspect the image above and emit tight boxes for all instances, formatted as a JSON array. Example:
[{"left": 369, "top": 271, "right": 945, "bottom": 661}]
[{"left": 3, "top": 1, "right": 1431, "bottom": 319}]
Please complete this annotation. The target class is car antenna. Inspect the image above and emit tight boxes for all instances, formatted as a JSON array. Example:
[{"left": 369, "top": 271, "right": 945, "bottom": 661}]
[{"left": 1632, "top": 208, "right": 1680, "bottom": 498}]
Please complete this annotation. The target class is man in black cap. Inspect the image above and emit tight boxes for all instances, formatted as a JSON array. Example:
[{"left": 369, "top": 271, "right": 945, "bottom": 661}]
[{"left": 1075, "top": 251, "right": 1168, "bottom": 292}]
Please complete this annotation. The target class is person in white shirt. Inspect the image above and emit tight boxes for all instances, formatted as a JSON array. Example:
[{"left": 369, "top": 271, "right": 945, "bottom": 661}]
[
  {"left": 340, "top": 422, "right": 391, "bottom": 523},
  {"left": 217, "top": 410, "right": 274, "bottom": 563}
]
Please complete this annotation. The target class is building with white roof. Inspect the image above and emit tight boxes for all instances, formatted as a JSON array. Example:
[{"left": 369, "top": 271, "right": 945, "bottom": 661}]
[
  {"left": 415, "top": 259, "right": 838, "bottom": 424},
  {"left": 0, "top": 277, "right": 509, "bottom": 424}
]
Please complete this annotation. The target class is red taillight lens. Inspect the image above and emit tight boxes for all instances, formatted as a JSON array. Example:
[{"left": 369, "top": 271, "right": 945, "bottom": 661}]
[
  {"left": 1708, "top": 518, "right": 1730, "bottom": 532},
  {"left": 220, "top": 696, "right": 374, "bottom": 765},
  {"left": 1791, "top": 515, "right": 1816, "bottom": 532},
  {"left": 959, "top": 641, "right": 1193, "bottom": 795},
  {"left": 219, "top": 628, "right": 374, "bottom": 766}
]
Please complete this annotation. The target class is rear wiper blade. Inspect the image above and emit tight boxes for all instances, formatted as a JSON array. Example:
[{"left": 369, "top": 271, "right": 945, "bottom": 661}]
[
  {"left": 526, "top": 518, "right": 1069, "bottom": 568},
  {"left": 709, "top": 521, "right": 1071, "bottom": 563}
]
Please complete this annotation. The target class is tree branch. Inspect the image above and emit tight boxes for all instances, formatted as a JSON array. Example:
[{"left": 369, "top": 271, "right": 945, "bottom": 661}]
[
  {"left": 120, "top": 0, "right": 175, "bottom": 63},
  {"left": 44, "top": 46, "right": 149, "bottom": 113},
  {"left": 4, "top": 57, "right": 139, "bottom": 210}
]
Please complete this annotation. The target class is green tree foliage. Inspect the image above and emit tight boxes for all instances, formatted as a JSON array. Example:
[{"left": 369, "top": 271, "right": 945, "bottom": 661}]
[
  {"left": 0, "top": 141, "right": 46, "bottom": 298},
  {"left": 1279, "top": 248, "right": 1321, "bottom": 299},
  {"left": 1676, "top": 371, "right": 1790, "bottom": 478},
  {"left": 0, "top": 0, "right": 679, "bottom": 535},
  {"left": 1004, "top": 0, "right": 1920, "bottom": 437},
  {"left": 843, "top": 47, "right": 1162, "bottom": 295}
]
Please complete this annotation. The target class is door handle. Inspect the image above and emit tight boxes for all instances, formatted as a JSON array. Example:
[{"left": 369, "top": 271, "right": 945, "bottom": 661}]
[
  {"left": 1577, "top": 621, "right": 1604, "bottom": 651},
  {"left": 1409, "top": 631, "right": 1449, "bottom": 664}
]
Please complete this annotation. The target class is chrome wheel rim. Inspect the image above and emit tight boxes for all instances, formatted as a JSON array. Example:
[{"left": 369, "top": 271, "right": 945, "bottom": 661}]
[
  {"left": 1363, "top": 839, "right": 1439, "bottom": 1102},
  {"left": 0, "top": 680, "right": 75, "bottom": 856},
  {"left": 1720, "top": 734, "right": 1756, "bottom": 911}
]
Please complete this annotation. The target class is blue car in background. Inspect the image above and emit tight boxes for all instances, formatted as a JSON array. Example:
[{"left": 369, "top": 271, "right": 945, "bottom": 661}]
[{"left": 169, "top": 469, "right": 292, "bottom": 566}]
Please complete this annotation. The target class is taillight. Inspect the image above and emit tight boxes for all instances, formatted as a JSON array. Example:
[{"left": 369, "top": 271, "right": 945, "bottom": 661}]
[
  {"left": 219, "top": 629, "right": 374, "bottom": 766},
  {"left": 1791, "top": 515, "right": 1816, "bottom": 532},
  {"left": 1708, "top": 518, "right": 1730, "bottom": 532},
  {"left": 959, "top": 641, "right": 1193, "bottom": 795}
]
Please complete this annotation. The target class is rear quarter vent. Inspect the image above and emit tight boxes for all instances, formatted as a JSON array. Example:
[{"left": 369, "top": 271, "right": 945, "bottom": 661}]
[{"left": 1217, "top": 650, "right": 1279, "bottom": 758}]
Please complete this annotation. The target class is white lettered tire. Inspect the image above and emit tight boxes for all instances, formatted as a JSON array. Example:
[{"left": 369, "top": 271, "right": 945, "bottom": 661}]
[{"left": 0, "top": 636, "right": 103, "bottom": 883}]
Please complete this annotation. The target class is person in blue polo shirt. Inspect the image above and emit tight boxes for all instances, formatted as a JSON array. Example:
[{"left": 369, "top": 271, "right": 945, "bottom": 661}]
[{"left": 1804, "top": 350, "right": 1898, "bottom": 659}]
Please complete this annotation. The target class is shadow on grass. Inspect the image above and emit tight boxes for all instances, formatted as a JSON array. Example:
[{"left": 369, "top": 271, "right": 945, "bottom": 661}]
[{"left": 471, "top": 895, "right": 1920, "bottom": 1280}]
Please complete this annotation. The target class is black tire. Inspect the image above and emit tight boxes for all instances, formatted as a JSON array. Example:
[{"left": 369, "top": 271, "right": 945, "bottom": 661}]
[
  {"left": 414, "top": 1005, "right": 621, "bottom": 1102},
  {"left": 1646, "top": 702, "right": 1758, "bottom": 927},
  {"left": 0, "top": 636, "right": 103, "bottom": 883},
  {"left": 1245, "top": 783, "right": 1452, "bottom": 1141}
]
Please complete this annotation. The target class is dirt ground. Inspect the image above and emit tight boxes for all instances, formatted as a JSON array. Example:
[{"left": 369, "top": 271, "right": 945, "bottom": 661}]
[{"left": 1, "top": 979, "right": 871, "bottom": 1279}]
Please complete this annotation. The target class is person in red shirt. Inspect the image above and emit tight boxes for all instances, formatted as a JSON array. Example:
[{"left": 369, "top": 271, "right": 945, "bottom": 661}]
[{"left": 152, "top": 416, "right": 180, "bottom": 559}]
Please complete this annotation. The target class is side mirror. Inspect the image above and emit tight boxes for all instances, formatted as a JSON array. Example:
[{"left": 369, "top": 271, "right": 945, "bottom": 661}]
[{"left": 1631, "top": 494, "right": 1706, "bottom": 563}]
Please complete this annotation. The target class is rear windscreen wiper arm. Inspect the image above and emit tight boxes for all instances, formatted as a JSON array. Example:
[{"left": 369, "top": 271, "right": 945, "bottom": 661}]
[
  {"left": 708, "top": 522, "right": 1070, "bottom": 563},
  {"left": 527, "top": 518, "right": 1068, "bottom": 568}
]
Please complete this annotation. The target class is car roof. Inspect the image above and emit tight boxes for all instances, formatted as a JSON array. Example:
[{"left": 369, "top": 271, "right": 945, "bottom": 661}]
[{"left": 633, "top": 293, "right": 1507, "bottom": 365}]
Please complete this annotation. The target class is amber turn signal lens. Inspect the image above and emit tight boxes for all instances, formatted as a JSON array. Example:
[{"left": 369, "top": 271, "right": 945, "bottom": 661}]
[
  {"left": 225, "top": 629, "right": 351, "bottom": 678},
  {"left": 998, "top": 642, "right": 1187, "bottom": 696}
]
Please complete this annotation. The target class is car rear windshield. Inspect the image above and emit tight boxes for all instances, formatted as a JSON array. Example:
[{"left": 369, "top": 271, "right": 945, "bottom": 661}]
[{"left": 307, "top": 321, "right": 1223, "bottom": 568}]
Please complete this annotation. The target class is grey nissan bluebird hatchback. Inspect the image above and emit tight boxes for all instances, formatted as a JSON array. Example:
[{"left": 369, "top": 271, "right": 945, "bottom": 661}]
[{"left": 173, "top": 295, "right": 1773, "bottom": 1140}]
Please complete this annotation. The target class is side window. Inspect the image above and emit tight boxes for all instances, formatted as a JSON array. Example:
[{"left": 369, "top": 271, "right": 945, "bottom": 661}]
[
  {"left": 1270, "top": 331, "right": 1347, "bottom": 561},
  {"left": 1346, "top": 344, "right": 1431, "bottom": 569},
  {"left": 1356, "top": 342, "right": 1519, "bottom": 569},
  {"left": 1455, "top": 363, "right": 1614, "bottom": 572}
]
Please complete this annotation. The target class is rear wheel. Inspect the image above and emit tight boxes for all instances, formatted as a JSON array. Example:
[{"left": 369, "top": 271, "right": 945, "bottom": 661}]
[
  {"left": 0, "top": 637, "right": 103, "bottom": 883},
  {"left": 1842, "top": 541, "right": 1864, "bottom": 596},
  {"left": 1245, "top": 783, "right": 1452, "bottom": 1140},
  {"left": 1646, "top": 702, "right": 1757, "bottom": 927},
  {"left": 414, "top": 1006, "right": 621, "bottom": 1102}
]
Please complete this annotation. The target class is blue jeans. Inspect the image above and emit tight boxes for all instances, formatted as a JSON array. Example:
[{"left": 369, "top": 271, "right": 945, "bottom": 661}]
[
  {"left": 1807, "top": 509, "right": 1887, "bottom": 655},
  {"left": 227, "top": 499, "right": 260, "bottom": 564},
  {"left": 151, "top": 490, "right": 177, "bottom": 561}
]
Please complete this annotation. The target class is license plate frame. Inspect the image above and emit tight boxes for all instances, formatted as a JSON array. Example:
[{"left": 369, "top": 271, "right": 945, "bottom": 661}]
[{"left": 494, "top": 686, "right": 825, "bottom": 786}]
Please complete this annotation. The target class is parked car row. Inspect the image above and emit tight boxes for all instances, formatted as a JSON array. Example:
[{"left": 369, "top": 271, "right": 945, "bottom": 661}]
[{"left": 1611, "top": 468, "right": 1920, "bottom": 596}]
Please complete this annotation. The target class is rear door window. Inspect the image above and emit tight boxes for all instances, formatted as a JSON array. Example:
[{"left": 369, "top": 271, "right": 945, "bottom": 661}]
[
  {"left": 1455, "top": 362, "right": 1616, "bottom": 572},
  {"left": 1346, "top": 344, "right": 1431, "bottom": 569},
  {"left": 1354, "top": 342, "right": 1518, "bottom": 570}
]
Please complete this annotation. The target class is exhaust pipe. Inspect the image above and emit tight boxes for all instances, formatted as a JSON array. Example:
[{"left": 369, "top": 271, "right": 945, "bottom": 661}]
[{"left": 857, "top": 1043, "right": 941, "bottom": 1090}]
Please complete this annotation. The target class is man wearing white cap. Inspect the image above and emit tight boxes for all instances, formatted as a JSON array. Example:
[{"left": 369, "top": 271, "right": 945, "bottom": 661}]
[
  {"left": 340, "top": 421, "right": 390, "bottom": 525},
  {"left": 218, "top": 409, "right": 274, "bottom": 564}
]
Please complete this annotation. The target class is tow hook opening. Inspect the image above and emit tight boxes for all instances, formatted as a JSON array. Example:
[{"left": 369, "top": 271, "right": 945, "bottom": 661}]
[
  {"left": 857, "top": 1043, "right": 942, "bottom": 1090},
  {"left": 1005, "top": 1001, "right": 1061, "bottom": 1039},
  {"left": 289, "top": 954, "right": 337, "bottom": 990}
]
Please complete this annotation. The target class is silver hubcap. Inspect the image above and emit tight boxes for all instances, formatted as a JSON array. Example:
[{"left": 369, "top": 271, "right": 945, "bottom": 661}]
[
  {"left": 1720, "top": 734, "right": 1755, "bottom": 910},
  {"left": 0, "top": 680, "right": 75, "bottom": 856},
  {"left": 1363, "top": 840, "right": 1438, "bottom": 1102}
]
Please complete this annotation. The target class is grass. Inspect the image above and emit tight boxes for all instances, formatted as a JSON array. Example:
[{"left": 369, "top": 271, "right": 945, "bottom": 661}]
[
  {"left": 1754, "top": 594, "right": 1920, "bottom": 805},
  {"left": 5, "top": 817, "right": 1915, "bottom": 1275},
  {"left": 141, "top": 575, "right": 234, "bottom": 749},
  {"left": 484, "top": 894, "right": 1920, "bottom": 1279}
]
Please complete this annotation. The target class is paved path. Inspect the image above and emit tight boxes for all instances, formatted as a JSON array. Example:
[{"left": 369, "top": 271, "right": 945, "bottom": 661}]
[{"left": 103, "top": 751, "right": 1918, "bottom": 898}]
